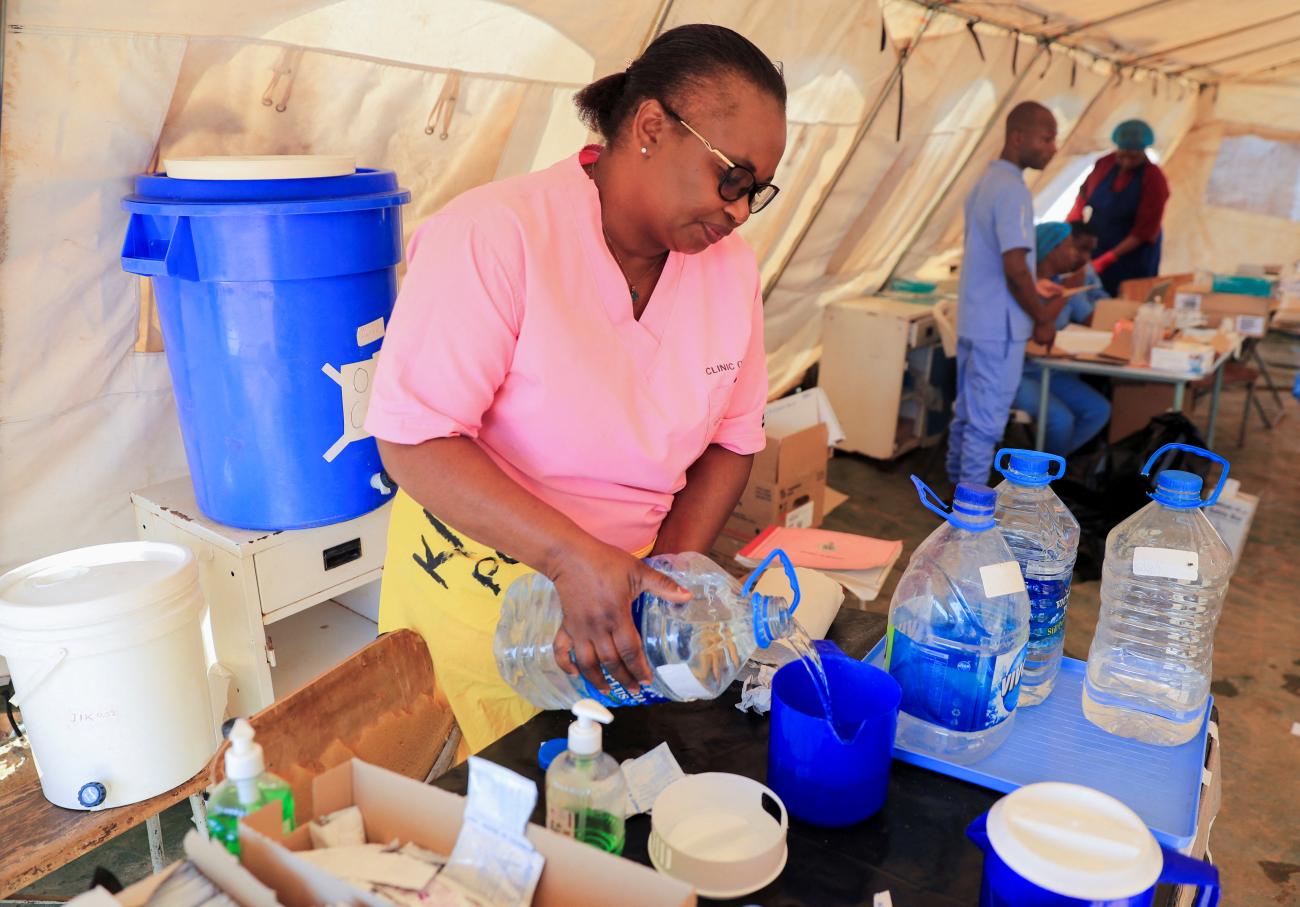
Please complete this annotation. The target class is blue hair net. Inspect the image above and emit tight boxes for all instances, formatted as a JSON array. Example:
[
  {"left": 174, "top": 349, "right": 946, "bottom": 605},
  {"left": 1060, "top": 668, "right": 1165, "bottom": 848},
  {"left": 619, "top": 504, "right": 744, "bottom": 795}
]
[
  {"left": 1112, "top": 119, "right": 1155, "bottom": 150},
  {"left": 1035, "top": 221, "right": 1071, "bottom": 258}
]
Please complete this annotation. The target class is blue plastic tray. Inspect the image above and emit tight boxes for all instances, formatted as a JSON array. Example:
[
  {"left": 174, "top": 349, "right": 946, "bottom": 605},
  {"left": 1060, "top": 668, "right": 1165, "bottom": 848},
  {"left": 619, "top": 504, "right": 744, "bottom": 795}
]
[{"left": 865, "top": 638, "right": 1211, "bottom": 850}]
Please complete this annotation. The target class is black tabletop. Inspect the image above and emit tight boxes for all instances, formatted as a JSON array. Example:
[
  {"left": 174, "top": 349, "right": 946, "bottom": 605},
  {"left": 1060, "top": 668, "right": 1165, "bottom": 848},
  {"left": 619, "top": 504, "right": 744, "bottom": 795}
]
[{"left": 437, "top": 609, "right": 1188, "bottom": 906}]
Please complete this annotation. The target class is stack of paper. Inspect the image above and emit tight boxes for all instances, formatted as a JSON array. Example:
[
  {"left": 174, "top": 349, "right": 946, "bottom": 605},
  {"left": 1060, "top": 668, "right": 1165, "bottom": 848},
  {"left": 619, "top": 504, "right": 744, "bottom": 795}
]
[{"left": 736, "top": 526, "right": 903, "bottom": 602}]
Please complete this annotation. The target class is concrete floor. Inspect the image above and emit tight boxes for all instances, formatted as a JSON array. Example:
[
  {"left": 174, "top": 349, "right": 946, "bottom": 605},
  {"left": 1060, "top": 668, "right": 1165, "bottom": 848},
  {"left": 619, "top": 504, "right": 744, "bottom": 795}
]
[{"left": 11, "top": 337, "right": 1300, "bottom": 905}]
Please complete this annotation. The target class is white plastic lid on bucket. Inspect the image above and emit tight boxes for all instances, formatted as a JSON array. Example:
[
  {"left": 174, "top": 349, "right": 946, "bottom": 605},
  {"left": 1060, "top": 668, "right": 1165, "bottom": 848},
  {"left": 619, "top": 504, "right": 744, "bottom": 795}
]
[
  {"left": 163, "top": 154, "right": 357, "bottom": 181},
  {"left": 986, "top": 782, "right": 1164, "bottom": 900},
  {"left": 648, "top": 773, "right": 788, "bottom": 899},
  {"left": 0, "top": 542, "right": 201, "bottom": 640}
]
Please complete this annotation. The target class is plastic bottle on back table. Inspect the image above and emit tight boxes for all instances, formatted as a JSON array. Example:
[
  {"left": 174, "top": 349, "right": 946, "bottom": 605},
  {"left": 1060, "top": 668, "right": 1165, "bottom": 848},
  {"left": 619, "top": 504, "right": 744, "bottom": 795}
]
[
  {"left": 886, "top": 479, "right": 1031, "bottom": 764},
  {"left": 1083, "top": 444, "right": 1234, "bottom": 745},
  {"left": 992, "top": 449, "right": 1080, "bottom": 706},
  {"left": 494, "top": 550, "right": 801, "bottom": 710}
]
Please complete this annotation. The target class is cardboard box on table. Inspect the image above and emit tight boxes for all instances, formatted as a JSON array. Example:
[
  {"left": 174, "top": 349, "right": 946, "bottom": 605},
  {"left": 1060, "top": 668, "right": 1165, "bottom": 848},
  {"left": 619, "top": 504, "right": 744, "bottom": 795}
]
[{"left": 240, "top": 759, "right": 695, "bottom": 907}]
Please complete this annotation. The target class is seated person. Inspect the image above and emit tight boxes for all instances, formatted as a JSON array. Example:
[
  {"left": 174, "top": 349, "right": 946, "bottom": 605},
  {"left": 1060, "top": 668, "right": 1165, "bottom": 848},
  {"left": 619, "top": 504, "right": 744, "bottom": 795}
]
[
  {"left": 1060, "top": 220, "right": 1108, "bottom": 308},
  {"left": 1014, "top": 222, "right": 1111, "bottom": 456}
]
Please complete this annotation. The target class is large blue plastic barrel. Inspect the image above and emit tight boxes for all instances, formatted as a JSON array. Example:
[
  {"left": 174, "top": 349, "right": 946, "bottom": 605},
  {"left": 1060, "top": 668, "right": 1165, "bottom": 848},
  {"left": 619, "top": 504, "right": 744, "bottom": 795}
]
[{"left": 121, "top": 168, "right": 411, "bottom": 529}]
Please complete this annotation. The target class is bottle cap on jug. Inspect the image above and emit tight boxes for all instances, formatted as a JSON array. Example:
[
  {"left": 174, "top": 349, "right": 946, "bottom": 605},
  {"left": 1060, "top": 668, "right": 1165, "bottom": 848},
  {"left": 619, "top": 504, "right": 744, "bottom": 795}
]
[
  {"left": 567, "top": 699, "right": 613, "bottom": 756},
  {"left": 224, "top": 718, "right": 266, "bottom": 781},
  {"left": 986, "top": 782, "right": 1162, "bottom": 900},
  {"left": 995, "top": 449, "right": 1066, "bottom": 487}
]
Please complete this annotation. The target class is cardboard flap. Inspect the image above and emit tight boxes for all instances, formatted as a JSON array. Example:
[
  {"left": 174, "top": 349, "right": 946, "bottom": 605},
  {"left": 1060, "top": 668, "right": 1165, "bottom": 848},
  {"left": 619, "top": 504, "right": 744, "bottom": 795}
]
[
  {"left": 1091, "top": 298, "right": 1141, "bottom": 332},
  {"left": 775, "top": 423, "right": 829, "bottom": 483}
]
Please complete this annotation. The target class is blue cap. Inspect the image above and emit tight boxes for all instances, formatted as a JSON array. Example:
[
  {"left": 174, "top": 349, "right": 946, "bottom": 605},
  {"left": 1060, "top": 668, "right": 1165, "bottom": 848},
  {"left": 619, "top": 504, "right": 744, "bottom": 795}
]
[
  {"left": 952, "top": 483, "right": 997, "bottom": 530},
  {"left": 538, "top": 737, "right": 568, "bottom": 771},
  {"left": 996, "top": 448, "right": 1066, "bottom": 487},
  {"left": 1112, "top": 119, "right": 1155, "bottom": 150},
  {"left": 1152, "top": 470, "right": 1204, "bottom": 509}
]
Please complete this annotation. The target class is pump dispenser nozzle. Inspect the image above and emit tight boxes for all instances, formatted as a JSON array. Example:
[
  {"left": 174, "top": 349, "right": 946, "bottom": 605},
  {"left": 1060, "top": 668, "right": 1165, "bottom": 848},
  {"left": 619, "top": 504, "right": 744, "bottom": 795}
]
[
  {"left": 568, "top": 699, "right": 613, "bottom": 756},
  {"left": 224, "top": 718, "right": 266, "bottom": 781}
]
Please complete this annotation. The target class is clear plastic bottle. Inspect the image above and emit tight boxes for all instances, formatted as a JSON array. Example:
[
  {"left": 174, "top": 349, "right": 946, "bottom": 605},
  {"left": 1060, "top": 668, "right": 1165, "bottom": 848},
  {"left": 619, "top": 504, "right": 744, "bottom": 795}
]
[
  {"left": 886, "top": 479, "right": 1031, "bottom": 764},
  {"left": 546, "top": 699, "right": 627, "bottom": 854},
  {"left": 1083, "top": 444, "right": 1234, "bottom": 745},
  {"left": 206, "top": 719, "right": 295, "bottom": 855},
  {"left": 993, "top": 449, "right": 1080, "bottom": 706},
  {"left": 1130, "top": 300, "right": 1165, "bottom": 366},
  {"left": 494, "top": 550, "right": 801, "bottom": 710}
]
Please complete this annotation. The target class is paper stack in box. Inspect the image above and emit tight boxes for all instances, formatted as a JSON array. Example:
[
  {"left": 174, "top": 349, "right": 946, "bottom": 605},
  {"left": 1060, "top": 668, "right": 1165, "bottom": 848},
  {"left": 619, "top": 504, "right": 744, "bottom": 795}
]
[{"left": 736, "top": 526, "right": 903, "bottom": 602}]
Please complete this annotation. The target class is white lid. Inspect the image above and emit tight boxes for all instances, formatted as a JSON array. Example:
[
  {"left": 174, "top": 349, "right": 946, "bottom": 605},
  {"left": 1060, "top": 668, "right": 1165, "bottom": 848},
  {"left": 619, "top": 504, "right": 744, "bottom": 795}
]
[
  {"left": 224, "top": 718, "right": 265, "bottom": 781},
  {"left": 986, "top": 783, "right": 1163, "bottom": 900},
  {"left": 163, "top": 154, "right": 357, "bottom": 181},
  {"left": 0, "top": 542, "right": 198, "bottom": 632},
  {"left": 568, "top": 699, "right": 613, "bottom": 755}
]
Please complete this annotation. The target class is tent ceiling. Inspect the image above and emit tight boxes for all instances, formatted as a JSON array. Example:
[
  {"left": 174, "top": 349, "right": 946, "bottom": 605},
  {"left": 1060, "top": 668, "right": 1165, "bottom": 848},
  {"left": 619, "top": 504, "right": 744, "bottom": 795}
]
[{"left": 937, "top": 0, "right": 1300, "bottom": 81}]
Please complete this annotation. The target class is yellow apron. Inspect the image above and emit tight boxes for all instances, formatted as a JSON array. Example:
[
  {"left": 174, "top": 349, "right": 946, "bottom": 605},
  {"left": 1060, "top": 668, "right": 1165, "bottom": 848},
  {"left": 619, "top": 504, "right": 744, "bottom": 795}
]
[{"left": 378, "top": 489, "right": 651, "bottom": 756}]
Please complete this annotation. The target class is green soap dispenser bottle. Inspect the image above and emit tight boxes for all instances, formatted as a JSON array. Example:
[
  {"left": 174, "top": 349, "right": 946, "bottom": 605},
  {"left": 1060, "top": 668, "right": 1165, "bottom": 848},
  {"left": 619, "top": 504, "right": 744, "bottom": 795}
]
[
  {"left": 545, "top": 699, "right": 627, "bottom": 854},
  {"left": 206, "top": 718, "right": 295, "bottom": 855}
]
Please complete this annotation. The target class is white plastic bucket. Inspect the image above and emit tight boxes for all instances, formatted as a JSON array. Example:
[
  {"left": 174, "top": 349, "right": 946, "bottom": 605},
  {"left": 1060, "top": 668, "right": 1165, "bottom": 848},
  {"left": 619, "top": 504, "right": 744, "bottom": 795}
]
[{"left": 0, "top": 542, "right": 217, "bottom": 809}]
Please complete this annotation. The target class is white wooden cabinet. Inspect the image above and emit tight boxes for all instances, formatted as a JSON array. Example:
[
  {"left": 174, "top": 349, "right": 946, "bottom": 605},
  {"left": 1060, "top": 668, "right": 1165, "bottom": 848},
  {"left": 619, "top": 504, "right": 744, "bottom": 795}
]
[
  {"left": 131, "top": 477, "right": 389, "bottom": 717},
  {"left": 820, "top": 297, "right": 944, "bottom": 460}
]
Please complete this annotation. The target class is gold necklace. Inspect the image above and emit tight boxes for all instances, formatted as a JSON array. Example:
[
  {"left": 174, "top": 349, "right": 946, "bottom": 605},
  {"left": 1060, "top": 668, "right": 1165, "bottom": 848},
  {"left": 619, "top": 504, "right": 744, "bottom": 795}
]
[{"left": 602, "top": 226, "right": 667, "bottom": 304}]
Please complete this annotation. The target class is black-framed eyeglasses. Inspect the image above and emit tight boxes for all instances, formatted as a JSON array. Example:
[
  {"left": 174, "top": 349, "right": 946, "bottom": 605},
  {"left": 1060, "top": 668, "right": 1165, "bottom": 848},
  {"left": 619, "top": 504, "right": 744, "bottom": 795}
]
[{"left": 661, "top": 102, "right": 780, "bottom": 214}]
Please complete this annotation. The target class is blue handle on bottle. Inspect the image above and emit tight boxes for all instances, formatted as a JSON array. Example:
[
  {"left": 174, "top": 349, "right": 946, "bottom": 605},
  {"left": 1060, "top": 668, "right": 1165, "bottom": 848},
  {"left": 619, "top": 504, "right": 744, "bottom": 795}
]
[
  {"left": 1156, "top": 848, "right": 1220, "bottom": 907},
  {"left": 1141, "top": 443, "right": 1230, "bottom": 508},
  {"left": 995, "top": 448, "right": 1066, "bottom": 485},
  {"left": 912, "top": 475, "right": 954, "bottom": 523},
  {"left": 741, "top": 548, "right": 801, "bottom": 615}
]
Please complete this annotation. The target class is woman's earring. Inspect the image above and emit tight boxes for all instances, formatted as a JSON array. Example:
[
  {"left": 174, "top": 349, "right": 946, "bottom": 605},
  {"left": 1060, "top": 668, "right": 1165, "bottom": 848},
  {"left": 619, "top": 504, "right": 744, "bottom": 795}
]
[{"left": 640, "top": 146, "right": 648, "bottom": 156}]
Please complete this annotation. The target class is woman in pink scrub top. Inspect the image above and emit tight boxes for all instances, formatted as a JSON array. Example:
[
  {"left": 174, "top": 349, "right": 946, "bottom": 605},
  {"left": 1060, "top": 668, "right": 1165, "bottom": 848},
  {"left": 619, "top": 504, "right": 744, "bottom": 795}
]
[{"left": 365, "top": 24, "right": 788, "bottom": 754}]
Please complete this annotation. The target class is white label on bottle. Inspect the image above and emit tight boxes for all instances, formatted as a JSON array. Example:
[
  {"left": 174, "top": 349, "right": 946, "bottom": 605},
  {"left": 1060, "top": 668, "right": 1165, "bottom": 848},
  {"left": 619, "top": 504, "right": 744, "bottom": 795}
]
[
  {"left": 1134, "top": 547, "right": 1199, "bottom": 581},
  {"left": 980, "top": 561, "right": 1027, "bottom": 598},
  {"left": 546, "top": 804, "right": 575, "bottom": 837},
  {"left": 356, "top": 317, "right": 386, "bottom": 347},
  {"left": 1174, "top": 292, "right": 1202, "bottom": 313},
  {"left": 784, "top": 499, "right": 815, "bottom": 528},
  {"left": 655, "top": 663, "right": 713, "bottom": 701},
  {"left": 1236, "top": 314, "right": 1266, "bottom": 336},
  {"left": 874, "top": 893, "right": 894, "bottom": 907}
]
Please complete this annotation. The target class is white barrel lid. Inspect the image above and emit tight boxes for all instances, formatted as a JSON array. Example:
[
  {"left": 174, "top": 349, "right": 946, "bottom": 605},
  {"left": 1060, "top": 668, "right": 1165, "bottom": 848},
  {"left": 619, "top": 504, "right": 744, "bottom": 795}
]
[
  {"left": 0, "top": 542, "right": 198, "bottom": 632},
  {"left": 163, "top": 154, "right": 357, "bottom": 181},
  {"left": 986, "top": 782, "right": 1163, "bottom": 900}
]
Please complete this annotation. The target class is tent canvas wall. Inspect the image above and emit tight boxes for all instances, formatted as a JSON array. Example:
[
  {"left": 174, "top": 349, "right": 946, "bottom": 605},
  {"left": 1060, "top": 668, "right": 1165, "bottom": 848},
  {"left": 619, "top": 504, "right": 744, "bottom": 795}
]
[{"left": 3, "top": 0, "right": 1298, "bottom": 574}]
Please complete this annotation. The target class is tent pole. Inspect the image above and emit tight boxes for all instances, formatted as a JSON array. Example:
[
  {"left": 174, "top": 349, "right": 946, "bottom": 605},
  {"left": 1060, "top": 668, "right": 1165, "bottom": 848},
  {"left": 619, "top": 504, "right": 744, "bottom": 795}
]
[
  {"left": 764, "top": 5, "right": 936, "bottom": 296},
  {"left": 881, "top": 39, "right": 1048, "bottom": 290},
  {"left": 1124, "top": 10, "right": 1300, "bottom": 66},
  {"left": 639, "top": 0, "right": 675, "bottom": 54},
  {"left": 1174, "top": 35, "right": 1300, "bottom": 77}
]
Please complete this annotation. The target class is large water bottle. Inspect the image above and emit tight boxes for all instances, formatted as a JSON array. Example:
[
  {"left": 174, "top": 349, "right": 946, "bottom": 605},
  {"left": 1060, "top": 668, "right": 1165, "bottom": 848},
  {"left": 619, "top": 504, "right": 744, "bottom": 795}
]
[
  {"left": 494, "top": 550, "right": 801, "bottom": 710},
  {"left": 886, "top": 479, "right": 1031, "bottom": 764},
  {"left": 1083, "top": 444, "right": 1233, "bottom": 745},
  {"left": 993, "top": 449, "right": 1080, "bottom": 706}
]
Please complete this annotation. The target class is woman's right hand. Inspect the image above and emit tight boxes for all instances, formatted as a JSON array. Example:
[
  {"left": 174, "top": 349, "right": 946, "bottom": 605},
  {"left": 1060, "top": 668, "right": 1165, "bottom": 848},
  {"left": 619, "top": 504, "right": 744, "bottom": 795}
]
[{"left": 547, "top": 538, "right": 692, "bottom": 697}]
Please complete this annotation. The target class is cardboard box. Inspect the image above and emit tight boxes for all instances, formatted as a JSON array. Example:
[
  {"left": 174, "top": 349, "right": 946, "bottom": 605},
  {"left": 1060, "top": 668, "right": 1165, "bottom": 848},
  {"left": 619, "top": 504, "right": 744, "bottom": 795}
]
[
  {"left": 1172, "top": 290, "right": 1271, "bottom": 338},
  {"left": 1108, "top": 381, "right": 1178, "bottom": 443},
  {"left": 732, "top": 389, "right": 844, "bottom": 530},
  {"left": 1150, "top": 342, "right": 1214, "bottom": 377},
  {"left": 236, "top": 759, "right": 694, "bottom": 907},
  {"left": 1205, "top": 481, "right": 1259, "bottom": 570},
  {"left": 1118, "top": 273, "right": 1197, "bottom": 301}
]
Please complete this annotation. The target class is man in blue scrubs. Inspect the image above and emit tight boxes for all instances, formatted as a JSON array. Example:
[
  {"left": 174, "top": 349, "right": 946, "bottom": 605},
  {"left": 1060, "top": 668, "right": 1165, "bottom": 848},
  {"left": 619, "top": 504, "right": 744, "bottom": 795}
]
[{"left": 947, "top": 101, "right": 1066, "bottom": 486}]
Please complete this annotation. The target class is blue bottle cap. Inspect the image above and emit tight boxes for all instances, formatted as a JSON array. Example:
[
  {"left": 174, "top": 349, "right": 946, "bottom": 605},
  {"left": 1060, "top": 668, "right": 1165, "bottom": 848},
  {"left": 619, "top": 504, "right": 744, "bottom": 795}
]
[
  {"left": 995, "top": 448, "right": 1066, "bottom": 487},
  {"left": 538, "top": 737, "right": 568, "bottom": 771},
  {"left": 1152, "top": 470, "right": 1204, "bottom": 509},
  {"left": 952, "top": 483, "right": 997, "bottom": 530}
]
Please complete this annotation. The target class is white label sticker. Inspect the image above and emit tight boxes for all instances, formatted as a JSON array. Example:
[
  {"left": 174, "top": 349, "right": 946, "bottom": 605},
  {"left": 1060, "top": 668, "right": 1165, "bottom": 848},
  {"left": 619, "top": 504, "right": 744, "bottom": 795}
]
[
  {"left": 784, "top": 499, "right": 815, "bottom": 529},
  {"left": 356, "top": 317, "right": 386, "bottom": 347},
  {"left": 1236, "top": 314, "right": 1267, "bottom": 337},
  {"left": 980, "top": 561, "right": 1027, "bottom": 598},
  {"left": 874, "top": 893, "right": 894, "bottom": 907},
  {"left": 656, "top": 663, "right": 713, "bottom": 701},
  {"left": 1134, "top": 547, "right": 1199, "bottom": 581},
  {"left": 1174, "top": 292, "right": 1202, "bottom": 313}
]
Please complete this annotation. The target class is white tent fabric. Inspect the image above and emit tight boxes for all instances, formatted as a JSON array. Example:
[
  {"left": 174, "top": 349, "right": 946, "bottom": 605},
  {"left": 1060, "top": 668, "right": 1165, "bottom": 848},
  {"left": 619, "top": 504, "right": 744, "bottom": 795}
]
[{"left": 2, "top": 0, "right": 1298, "bottom": 572}]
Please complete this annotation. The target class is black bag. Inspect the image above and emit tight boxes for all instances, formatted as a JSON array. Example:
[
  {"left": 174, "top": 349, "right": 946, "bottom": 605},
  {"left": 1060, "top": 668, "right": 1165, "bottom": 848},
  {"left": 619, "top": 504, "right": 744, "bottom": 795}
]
[{"left": 1055, "top": 413, "right": 1210, "bottom": 581}]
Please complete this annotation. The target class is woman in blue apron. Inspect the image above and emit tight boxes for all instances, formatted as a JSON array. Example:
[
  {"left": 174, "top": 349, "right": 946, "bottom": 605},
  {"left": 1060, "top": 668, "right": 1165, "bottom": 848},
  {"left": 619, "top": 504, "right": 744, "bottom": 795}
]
[{"left": 1068, "top": 119, "right": 1170, "bottom": 296}]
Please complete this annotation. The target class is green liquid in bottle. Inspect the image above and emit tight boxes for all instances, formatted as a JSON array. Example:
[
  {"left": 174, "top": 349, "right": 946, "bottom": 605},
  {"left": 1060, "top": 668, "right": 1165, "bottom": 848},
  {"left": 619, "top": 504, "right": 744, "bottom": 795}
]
[
  {"left": 573, "top": 808, "right": 625, "bottom": 855},
  {"left": 206, "top": 783, "right": 295, "bottom": 856}
]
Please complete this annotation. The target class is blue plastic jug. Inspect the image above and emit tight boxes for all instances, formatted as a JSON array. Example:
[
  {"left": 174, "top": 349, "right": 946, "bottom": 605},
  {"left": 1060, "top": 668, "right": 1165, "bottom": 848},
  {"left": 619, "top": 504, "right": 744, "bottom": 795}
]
[
  {"left": 768, "top": 641, "right": 901, "bottom": 827},
  {"left": 966, "top": 782, "right": 1219, "bottom": 907}
]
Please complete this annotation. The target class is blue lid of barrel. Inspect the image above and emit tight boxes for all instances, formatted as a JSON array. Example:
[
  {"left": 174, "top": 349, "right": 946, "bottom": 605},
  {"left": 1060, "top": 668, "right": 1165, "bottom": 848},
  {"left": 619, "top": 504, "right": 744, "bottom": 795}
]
[{"left": 123, "top": 168, "right": 409, "bottom": 216}]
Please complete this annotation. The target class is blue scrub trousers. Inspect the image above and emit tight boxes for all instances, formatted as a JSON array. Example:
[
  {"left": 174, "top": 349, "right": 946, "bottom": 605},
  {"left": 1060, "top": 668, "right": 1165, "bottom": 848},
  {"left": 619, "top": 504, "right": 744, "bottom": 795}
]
[
  {"left": 1013, "top": 370, "right": 1111, "bottom": 456},
  {"left": 947, "top": 337, "right": 1025, "bottom": 486}
]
